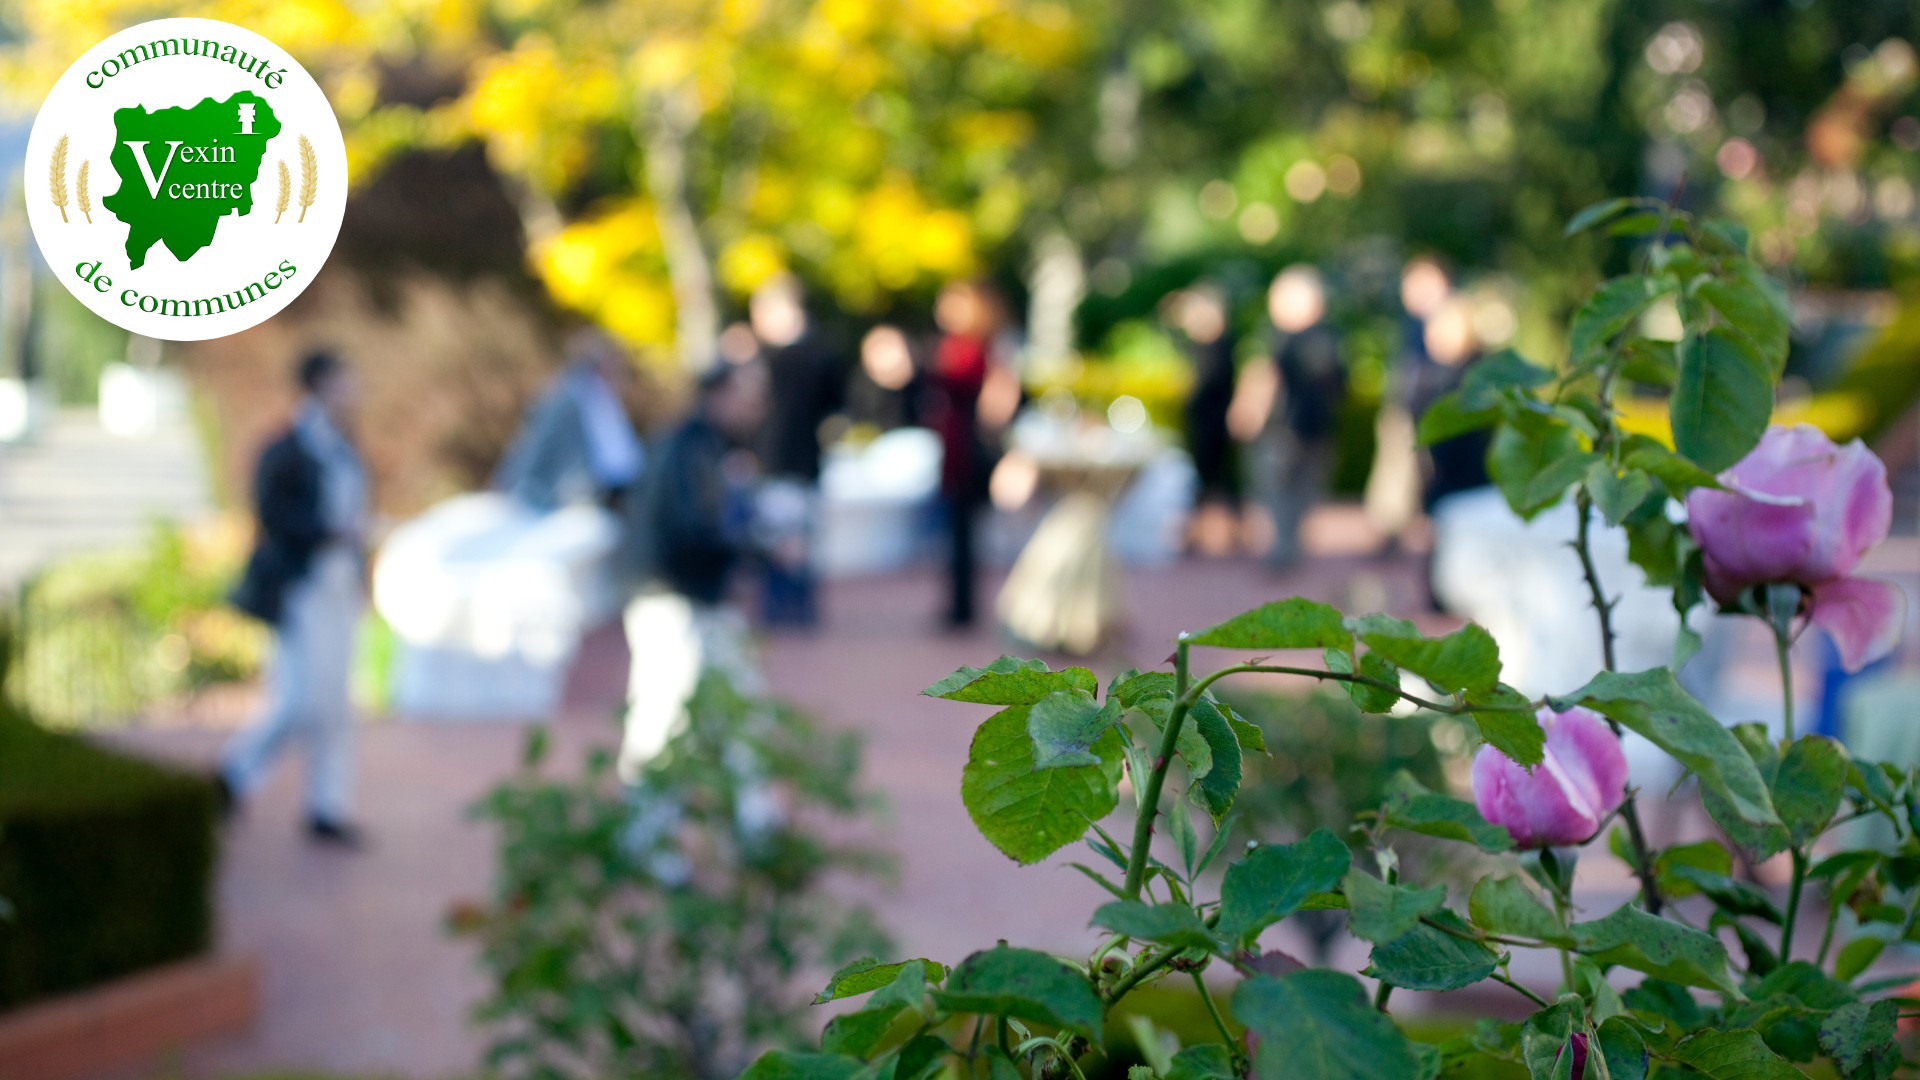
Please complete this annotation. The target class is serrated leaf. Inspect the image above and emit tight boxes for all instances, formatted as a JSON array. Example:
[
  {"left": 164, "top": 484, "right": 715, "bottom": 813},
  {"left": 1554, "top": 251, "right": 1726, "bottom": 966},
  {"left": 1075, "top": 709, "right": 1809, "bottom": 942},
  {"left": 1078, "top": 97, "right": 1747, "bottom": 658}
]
[
  {"left": 1027, "top": 690, "right": 1121, "bottom": 769},
  {"left": 925, "top": 656, "right": 1097, "bottom": 705},
  {"left": 1190, "top": 598, "right": 1353, "bottom": 651},
  {"left": 1834, "top": 937, "right": 1885, "bottom": 983},
  {"left": 1366, "top": 911, "right": 1497, "bottom": 991},
  {"left": 1325, "top": 648, "right": 1400, "bottom": 713},
  {"left": 1382, "top": 772, "right": 1516, "bottom": 852},
  {"left": 1460, "top": 349, "right": 1554, "bottom": 409},
  {"left": 1598, "top": 1016, "right": 1649, "bottom": 1080},
  {"left": 1621, "top": 339, "right": 1678, "bottom": 386},
  {"left": 1468, "top": 875, "right": 1573, "bottom": 946},
  {"left": 1232, "top": 970, "right": 1422, "bottom": 1080},
  {"left": 932, "top": 945, "right": 1104, "bottom": 1044},
  {"left": 963, "top": 704, "right": 1125, "bottom": 864},
  {"left": 1416, "top": 390, "right": 1499, "bottom": 445},
  {"left": 1668, "top": 865, "right": 1783, "bottom": 923},
  {"left": 1091, "top": 900, "right": 1223, "bottom": 952},
  {"left": 1670, "top": 1029, "right": 1806, "bottom": 1079},
  {"left": 1344, "top": 869, "right": 1445, "bottom": 944},
  {"left": 1347, "top": 614, "right": 1502, "bottom": 697},
  {"left": 1467, "top": 684, "right": 1545, "bottom": 766},
  {"left": 1218, "top": 701, "right": 1267, "bottom": 753},
  {"left": 737, "top": 1051, "right": 868, "bottom": 1080},
  {"left": 1188, "top": 698, "right": 1244, "bottom": 821},
  {"left": 1572, "top": 903, "right": 1735, "bottom": 994},
  {"left": 1165, "top": 1043, "right": 1236, "bottom": 1080},
  {"left": 1570, "top": 276, "right": 1661, "bottom": 361},
  {"left": 1218, "top": 829, "right": 1351, "bottom": 948},
  {"left": 1519, "top": 1000, "right": 1580, "bottom": 1080},
  {"left": 820, "top": 1006, "right": 905, "bottom": 1058},
  {"left": 1654, "top": 839, "right": 1733, "bottom": 899},
  {"left": 1565, "top": 197, "right": 1634, "bottom": 236},
  {"left": 1699, "top": 273, "right": 1790, "bottom": 377},
  {"left": 1111, "top": 670, "right": 1174, "bottom": 709},
  {"left": 1555, "top": 668, "right": 1779, "bottom": 830},
  {"left": 1587, "top": 461, "right": 1656, "bottom": 527},
  {"left": 1490, "top": 422, "right": 1595, "bottom": 520},
  {"left": 1672, "top": 329, "right": 1773, "bottom": 472},
  {"left": 814, "top": 957, "right": 948, "bottom": 1004},
  {"left": 1773, "top": 735, "right": 1846, "bottom": 848},
  {"left": 1819, "top": 1000, "right": 1898, "bottom": 1077}
]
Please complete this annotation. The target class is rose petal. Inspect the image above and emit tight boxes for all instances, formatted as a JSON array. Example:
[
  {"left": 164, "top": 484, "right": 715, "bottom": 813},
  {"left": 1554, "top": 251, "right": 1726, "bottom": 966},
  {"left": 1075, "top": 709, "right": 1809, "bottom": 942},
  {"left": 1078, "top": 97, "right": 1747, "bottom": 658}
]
[
  {"left": 1544, "top": 707, "right": 1630, "bottom": 824},
  {"left": 1809, "top": 576, "right": 1907, "bottom": 672},
  {"left": 1472, "top": 707, "right": 1628, "bottom": 849},
  {"left": 1687, "top": 483, "right": 1816, "bottom": 603}
]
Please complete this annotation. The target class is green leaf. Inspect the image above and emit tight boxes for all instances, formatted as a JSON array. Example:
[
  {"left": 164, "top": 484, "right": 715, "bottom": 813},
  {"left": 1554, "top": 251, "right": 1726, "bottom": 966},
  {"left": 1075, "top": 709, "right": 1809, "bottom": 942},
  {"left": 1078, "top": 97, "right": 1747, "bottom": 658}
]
[
  {"left": 1571, "top": 903, "right": 1735, "bottom": 994},
  {"left": 1625, "top": 513, "right": 1686, "bottom": 587},
  {"left": 1188, "top": 698, "right": 1244, "bottom": 821},
  {"left": 925, "top": 656, "right": 1097, "bottom": 705},
  {"left": 1218, "top": 829, "right": 1352, "bottom": 948},
  {"left": 1753, "top": 960, "right": 1857, "bottom": 1010},
  {"left": 1623, "top": 978, "right": 1707, "bottom": 1032},
  {"left": 737, "top": 1051, "right": 868, "bottom": 1080},
  {"left": 1667, "top": 865, "right": 1783, "bottom": 924},
  {"left": 891, "top": 1035, "right": 949, "bottom": 1080},
  {"left": 1570, "top": 275, "right": 1660, "bottom": 361},
  {"left": 1324, "top": 648, "right": 1400, "bottom": 713},
  {"left": 1819, "top": 1000, "right": 1899, "bottom": 1077},
  {"left": 1565, "top": 197, "right": 1634, "bottom": 236},
  {"left": 933, "top": 945, "right": 1104, "bottom": 1044},
  {"left": 1654, "top": 839, "right": 1733, "bottom": 899},
  {"left": 962, "top": 704, "right": 1124, "bottom": 865},
  {"left": 1366, "top": 910, "right": 1497, "bottom": 991},
  {"left": 1490, "top": 422, "right": 1596, "bottom": 520},
  {"left": 1165, "top": 1043, "right": 1237, "bottom": 1080},
  {"left": 1189, "top": 598, "right": 1353, "bottom": 651},
  {"left": 1556, "top": 668, "right": 1779, "bottom": 830},
  {"left": 1468, "top": 875, "right": 1573, "bottom": 947},
  {"left": 1110, "top": 669, "right": 1174, "bottom": 708},
  {"left": 1467, "top": 684, "right": 1545, "bottom": 767},
  {"left": 1669, "top": 1029, "right": 1806, "bottom": 1079},
  {"left": 1700, "top": 218, "right": 1752, "bottom": 255},
  {"left": 1091, "top": 900, "right": 1223, "bottom": 952},
  {"left": 820, "top": 1007, "right": 904, "bottom": 1058},
  {"left": 1773, "top": 735, "right": 1846, "bottom": 848},
  {"left": 1519, "top": 1001, "right": 1580, "bottom": 1080},
  {"left": 1671, "top": 329, "right": 1773, "bottom": 472},
  {"left": 1598, "top": 1016, "right": 1649, "bottom": 1080},
  {"left": 1586, "top": 461, "right": 1656, "bottom": 527},
  {"left": 1460, "top": 349, "right": 1553, "bottom": 407},
  {"left": 1834, "top": 937, "right": 1885, "bottom": 983},
  {"left": 1382, "top": 772, "right": 1515, "bottom": 852},
  {"left": 1232, "top": 970, "right": 1422, "bottom": 1080},
  {"left": 1218, "top": 701, "right": 1267, "bottom": 753},
  {"left": 814, "top": 957, "right": 948, "bottom": 1004},
  {"left": 1607, "top": 211, "right": 1663, "bottom": 236},
  {"left": 1620, "top": 339, "right": 1678, "bottom": 386},
  {"left": 1699, "top": 273, "right": 1790, "bottom": 377},
  {"left": 1343, "top": 869, "right": 1445, "bottom": 944},
  {"left": 1347, "top": 614, "right": 1503, "bottom": 697},
  {"left": 1416, "top": 390, "right": 1499, "bottom": 445},
  {"left": 1027, "top": 690, "right": 1121, "bottom": 770}
]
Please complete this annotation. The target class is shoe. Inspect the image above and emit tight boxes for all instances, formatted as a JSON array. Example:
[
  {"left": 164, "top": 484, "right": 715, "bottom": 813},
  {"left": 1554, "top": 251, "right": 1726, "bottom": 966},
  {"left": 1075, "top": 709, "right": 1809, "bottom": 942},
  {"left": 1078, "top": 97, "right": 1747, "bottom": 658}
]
[{"left": 306, "top": 817, "right": 366, "bottom": 849}]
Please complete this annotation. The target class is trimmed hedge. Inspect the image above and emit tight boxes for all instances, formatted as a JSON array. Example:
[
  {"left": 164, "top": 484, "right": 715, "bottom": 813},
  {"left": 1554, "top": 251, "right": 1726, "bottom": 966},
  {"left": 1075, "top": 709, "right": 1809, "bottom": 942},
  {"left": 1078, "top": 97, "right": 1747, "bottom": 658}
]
[{"left": 0, "top": 704, "right": 219, "bottom": 1009}]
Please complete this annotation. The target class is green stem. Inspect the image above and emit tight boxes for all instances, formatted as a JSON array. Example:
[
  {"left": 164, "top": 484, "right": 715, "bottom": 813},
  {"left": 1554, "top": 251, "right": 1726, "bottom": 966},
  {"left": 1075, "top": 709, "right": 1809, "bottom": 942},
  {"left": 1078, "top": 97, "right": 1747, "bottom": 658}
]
[
  {"left": 1373, "top": 979, "right": 1394, "bottom": 1011},
  {"left": 1781, "top": 846, "right": 1808, "bottom": 963},
  {"left": 1776, "top": 625, "right": 1795, "bottom": 743},
  {"left": 1124, "top": 638, "right": 1191, "bottom": 900},
  {"left": 1492, "top": 970, "right": 1552, "bottom": 1009},
  {"left": 1818, "top": 895, "right": 1843, "bottom": 968},
  {"left": 1552, "top": 893, "right": 1575, "bottom": 994},
  {"left": 1103, "top": 943, "right": 1184, "bottom": 1005},
  {"left": 1192, "top": 971, "right": 1247, "bottom": 1071},
  {"left": 1183, "top": 663, "right": 1532, "bottom": 717}
]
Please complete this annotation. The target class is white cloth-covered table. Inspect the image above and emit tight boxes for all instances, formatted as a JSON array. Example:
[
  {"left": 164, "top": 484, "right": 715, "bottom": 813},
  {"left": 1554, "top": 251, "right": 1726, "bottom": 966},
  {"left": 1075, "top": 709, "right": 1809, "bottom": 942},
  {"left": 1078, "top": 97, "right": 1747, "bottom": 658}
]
[{"left": 372, "top": 492, "right": 623, "bottom": 719}]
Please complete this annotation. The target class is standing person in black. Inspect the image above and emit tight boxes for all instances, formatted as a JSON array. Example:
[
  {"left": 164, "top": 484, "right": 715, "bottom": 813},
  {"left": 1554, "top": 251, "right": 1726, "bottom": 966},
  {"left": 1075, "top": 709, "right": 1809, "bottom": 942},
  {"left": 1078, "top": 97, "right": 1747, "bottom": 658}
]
[
  {"left": 748, "top": 274, "right": 843, "bottom": 627},
  {"left": 223, "top": 352, "right": 368, "bottom": 846},
  {"left": 1245, "top": 265, "right": 1346, "bottom": 569},
  {"left": 1171, "top": 285, "right": 1240, "bottom": 555}
]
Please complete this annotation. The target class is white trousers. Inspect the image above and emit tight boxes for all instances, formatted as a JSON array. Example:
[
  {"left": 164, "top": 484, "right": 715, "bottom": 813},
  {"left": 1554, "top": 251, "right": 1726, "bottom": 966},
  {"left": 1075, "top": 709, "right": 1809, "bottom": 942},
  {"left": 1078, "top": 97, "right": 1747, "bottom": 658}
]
[{"left": 222, "top": 546, "right": 362, "bottom": 823}]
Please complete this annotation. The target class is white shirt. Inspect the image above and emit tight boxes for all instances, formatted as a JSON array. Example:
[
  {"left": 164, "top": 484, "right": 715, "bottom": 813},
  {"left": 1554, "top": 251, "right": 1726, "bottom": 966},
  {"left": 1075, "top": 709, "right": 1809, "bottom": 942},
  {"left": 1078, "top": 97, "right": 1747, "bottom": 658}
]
[{"left": 295, "top": 400, "right": 368, "bottom": 543}]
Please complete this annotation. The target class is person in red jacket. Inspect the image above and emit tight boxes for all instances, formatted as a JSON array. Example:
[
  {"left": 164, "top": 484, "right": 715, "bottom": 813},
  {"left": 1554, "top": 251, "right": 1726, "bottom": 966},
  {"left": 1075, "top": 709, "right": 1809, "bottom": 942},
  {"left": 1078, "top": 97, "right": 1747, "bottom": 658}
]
[{"left": 924, "top": 280, "right": 1017, "bottom": 627}]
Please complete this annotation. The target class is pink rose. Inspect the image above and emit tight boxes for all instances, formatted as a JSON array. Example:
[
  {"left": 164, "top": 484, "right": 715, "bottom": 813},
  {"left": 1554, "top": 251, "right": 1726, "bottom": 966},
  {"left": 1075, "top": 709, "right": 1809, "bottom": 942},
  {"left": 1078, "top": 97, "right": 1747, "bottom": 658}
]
[
  {"left": 1472, "top": 707, "right": 1628, "bottom": 849},
  {"left": 1685, "top": 424, "right": 1906, "bottom": 671}
]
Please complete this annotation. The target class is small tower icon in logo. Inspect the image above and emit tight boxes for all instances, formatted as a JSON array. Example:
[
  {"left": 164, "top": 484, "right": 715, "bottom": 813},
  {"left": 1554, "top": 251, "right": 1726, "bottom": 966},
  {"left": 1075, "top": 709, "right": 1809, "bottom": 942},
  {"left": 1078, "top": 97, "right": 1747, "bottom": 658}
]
[{"left": 237, "top": 103, "right": 256, "bottom": 135}]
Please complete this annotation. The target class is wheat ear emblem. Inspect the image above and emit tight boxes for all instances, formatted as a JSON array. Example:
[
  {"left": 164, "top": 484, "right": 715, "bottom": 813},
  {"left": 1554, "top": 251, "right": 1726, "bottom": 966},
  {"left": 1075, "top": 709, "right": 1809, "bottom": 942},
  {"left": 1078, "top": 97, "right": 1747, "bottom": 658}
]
[
  {"left": 296, "top": 135, "right": 317, "bottom": 223},
  {"left": 48, "top": 135, "right": 68, "bottom": 222},
  {"left": 76, "top": 160, "right": 91, "bottom": 223},
  {"left": 274, "top": 160, "right": 290, "bottom": 223}
]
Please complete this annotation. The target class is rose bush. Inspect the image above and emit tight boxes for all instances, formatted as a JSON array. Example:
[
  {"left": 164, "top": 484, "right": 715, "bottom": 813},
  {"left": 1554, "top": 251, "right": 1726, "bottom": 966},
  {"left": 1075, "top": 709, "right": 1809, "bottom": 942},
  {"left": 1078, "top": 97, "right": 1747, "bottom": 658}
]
[{"left": 726, "top": 199, "right": 1912, "bottom": 1080}]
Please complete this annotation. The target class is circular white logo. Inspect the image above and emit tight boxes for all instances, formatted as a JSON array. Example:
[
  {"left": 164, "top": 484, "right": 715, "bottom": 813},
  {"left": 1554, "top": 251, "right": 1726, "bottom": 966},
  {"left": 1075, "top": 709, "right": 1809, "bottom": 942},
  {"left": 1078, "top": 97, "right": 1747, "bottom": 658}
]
[{"left": 25, "top": 18, "right": 347, "bottom": 341}]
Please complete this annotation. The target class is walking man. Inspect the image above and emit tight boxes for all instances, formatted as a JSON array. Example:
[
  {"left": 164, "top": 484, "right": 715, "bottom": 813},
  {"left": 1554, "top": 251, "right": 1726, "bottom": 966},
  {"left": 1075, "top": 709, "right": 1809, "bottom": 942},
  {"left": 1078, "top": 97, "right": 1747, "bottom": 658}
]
[{"left": 223, "top": 351, "right": 369, "bottom": 846}]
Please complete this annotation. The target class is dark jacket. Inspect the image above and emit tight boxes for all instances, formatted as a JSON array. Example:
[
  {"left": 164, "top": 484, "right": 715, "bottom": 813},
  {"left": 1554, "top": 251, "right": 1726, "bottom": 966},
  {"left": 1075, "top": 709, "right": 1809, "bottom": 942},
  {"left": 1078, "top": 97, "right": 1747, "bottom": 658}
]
[
  {"left": 231, "top": 430, "right": 329, "bottom": 625},
  {"left": 758, "top": 331, "right": 844, "bottom": 482},
  {"left": 629, "top": 415, "right": 750, "bottom": 605},
  {"left": 1275, "top": 323, "right": 1346, "bottom": 442}
]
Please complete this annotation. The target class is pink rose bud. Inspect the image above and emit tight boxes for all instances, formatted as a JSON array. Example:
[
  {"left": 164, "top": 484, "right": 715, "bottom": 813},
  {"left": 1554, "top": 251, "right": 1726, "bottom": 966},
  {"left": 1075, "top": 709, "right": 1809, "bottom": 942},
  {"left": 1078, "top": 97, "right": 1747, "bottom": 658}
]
[
  {"left": 1472, "top": 706, "right": 1627, "bottom": 850},
  {"left": 1568, "top": 1032, "right": 1589, "bottom": 1078},
  {"left": 1686, "top": 424, "right": 1906, "bottom": 671}
]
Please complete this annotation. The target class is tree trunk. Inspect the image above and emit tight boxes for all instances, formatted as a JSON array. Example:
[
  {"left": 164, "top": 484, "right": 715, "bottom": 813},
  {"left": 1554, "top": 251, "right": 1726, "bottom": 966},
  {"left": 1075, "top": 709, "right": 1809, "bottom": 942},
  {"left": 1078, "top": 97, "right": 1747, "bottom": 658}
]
[{"left": 643, "top": 86, "right": 719, "bottom": 372}]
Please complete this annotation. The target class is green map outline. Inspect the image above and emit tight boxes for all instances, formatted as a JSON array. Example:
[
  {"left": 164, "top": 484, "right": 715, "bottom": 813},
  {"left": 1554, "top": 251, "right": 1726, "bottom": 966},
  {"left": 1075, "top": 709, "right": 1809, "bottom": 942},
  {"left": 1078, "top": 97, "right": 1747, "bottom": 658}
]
[{"left": 100, "top": 91, "right": 281, "bottom": 269}]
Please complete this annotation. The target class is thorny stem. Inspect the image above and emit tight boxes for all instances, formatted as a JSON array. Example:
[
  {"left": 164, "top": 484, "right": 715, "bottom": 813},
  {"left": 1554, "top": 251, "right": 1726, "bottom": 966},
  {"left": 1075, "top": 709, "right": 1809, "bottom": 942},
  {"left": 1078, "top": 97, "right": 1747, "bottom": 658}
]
[
  {"left": 1192, "top": 971, "right": 1247, "bottom": 1072},
  {"left": 1125, "top": 638, "right": 1192, "bottom": 900},
  {"left": 1574, "top": 492, "right": 1664, "bottom": 915}
]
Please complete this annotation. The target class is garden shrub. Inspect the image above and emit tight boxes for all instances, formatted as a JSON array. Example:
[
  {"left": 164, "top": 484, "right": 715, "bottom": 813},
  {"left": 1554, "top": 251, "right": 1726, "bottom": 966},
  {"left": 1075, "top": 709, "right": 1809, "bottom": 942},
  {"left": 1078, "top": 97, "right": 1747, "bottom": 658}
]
[
  {"left": 0, "top": 689, "right": 219, "bottom": 1009},
  {"left": 459, "top": 670, "right": 891, "bottom": 1080}
]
